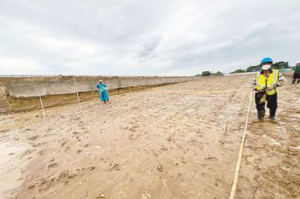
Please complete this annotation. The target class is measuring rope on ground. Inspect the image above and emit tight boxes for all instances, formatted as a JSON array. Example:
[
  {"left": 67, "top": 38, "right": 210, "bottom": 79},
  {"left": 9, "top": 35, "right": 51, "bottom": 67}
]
[{"left": 229, "top": 90, "right": 253, "bottom": 199}]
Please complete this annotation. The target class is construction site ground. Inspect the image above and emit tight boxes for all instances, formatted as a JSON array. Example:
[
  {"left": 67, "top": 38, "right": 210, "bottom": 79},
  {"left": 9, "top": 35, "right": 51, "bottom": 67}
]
[{"left": 0, "top": 75, "right": 299, "bottom": 199}]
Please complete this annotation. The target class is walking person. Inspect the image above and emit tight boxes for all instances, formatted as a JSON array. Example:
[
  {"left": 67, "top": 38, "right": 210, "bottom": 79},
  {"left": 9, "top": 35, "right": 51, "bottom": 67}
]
[
  {"left": 292, "top": 61, "right": 300, "bottom": 84},
  {"left": 96, "top": 80, "right": 110, "bottom": 104},
  {"left": 251, "top": 57, "right": 285, "bottom": 122}
]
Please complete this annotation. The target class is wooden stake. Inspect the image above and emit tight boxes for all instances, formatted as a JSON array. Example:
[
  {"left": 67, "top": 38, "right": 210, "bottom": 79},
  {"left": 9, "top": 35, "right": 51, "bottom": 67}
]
[
  {"left": 74, "top": 77, "right": 81, "bottom": 104},
  {"left": 39, "top": 95, "right": 46, "bottom": 118}
]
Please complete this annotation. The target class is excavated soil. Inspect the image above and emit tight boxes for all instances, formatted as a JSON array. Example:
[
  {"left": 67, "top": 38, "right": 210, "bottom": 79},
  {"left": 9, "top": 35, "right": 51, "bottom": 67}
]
[{"left": 0, "top": 75, "right": 299, "bottom": 199}]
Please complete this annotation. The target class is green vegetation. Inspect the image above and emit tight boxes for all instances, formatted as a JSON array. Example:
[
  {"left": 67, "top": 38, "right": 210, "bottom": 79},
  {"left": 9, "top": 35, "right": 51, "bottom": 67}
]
[
  {"left": 230, "top": 69, "right": 246, "bottom": 74},
  {"left": 195, "top": 71, "right": 224, "bottom": 76},
  {"left": 201, "top": 71, "right": 211, "bottom": 76},
  {"left": 272, "top": 61, "right": 289, "bottom": 69},
  {"left": 212, "top": 71, "right": 224, "bottom": 76},
  {"left": 229, "top": 61, "right": 290, "bottom": 74},
  {"left": 246, "top": 65, "right": 260, "bottom": 72}
]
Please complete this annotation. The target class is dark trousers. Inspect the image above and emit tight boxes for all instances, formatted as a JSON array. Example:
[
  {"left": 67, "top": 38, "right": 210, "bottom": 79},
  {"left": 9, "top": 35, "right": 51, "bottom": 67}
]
[
  {"left": 292, "top": 73, "right": 300, "bottom": 84},
  {"left": 255, "top": 93, "right": 278, "bottom": 118}
]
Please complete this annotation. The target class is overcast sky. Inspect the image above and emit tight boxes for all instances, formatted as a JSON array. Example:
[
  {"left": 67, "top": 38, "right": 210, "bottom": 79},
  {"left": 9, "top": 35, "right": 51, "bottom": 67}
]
[{"left": 1, "top": 0, "right": 300, "bottom": 76}]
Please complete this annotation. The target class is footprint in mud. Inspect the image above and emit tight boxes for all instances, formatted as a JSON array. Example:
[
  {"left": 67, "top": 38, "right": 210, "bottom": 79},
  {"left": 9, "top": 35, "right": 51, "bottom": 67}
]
[
  {"left": 181, "top": 157, "right": 187, "bottom": 164},
  {"left": 32, "top": 171, "right": 73, "bottom": 191},
  {"left": 160, "top": 146, "right": 168, "bottom": 151},
  {"left": 128, "top": 133, "right": 140, "bottom": 140},
  {"left": 219, "top": 140, "right": 233, "bottom": 146},
  {"left": 48, "top": 163, "right": 59, "bottom": 168},
  {"left": 38, "top": 149, "right": 47, "bottom": 156},
  {"left": 33, "top": 142, "right": 44, "bottom": 147},
  {"left": 71, "top": 116, "right": 81, "bottom": 121},
  {"left": 20, "top": 149, "right": 36, "bottom": 158},
  {"left": 61, "top": 140, "right": 68, "bottom": 147},
  {"left": 28, "top": 184, "right": 36, "bottom": 190},
  {"left": 129, "top": 125, "right": 139, "bottom": 132},
  {"left": 166, "top": 136, "right": 174, "bottom": 142},
  {"left": 57, "top": 170, "right": 77, "bottom": 185},
  {"left": 64, "top": 147, "right": 70, "bottom": 153},
  {"left": 214, "top": 177, "right": 221, "bottom": 187},
  {"left": 204, "top": 156, "right": 218, "bottom": 161},
  {"left": 96, "top": 193, "right": 106, "bottom": 199},
  {"left": 157, "top": 164, "right": 164, "bottom": 172},
  {"left": 245, "top": 154, "right": 261, "bottom": 165},
  {"left": 74, "top": 136, "right": 82, "bottom": 142},
  {"left": 27, "top": 135, "right": 39, "bottom": 141},
  {"left": 108, "top": 163, "right": 121, "bottom": 171}
]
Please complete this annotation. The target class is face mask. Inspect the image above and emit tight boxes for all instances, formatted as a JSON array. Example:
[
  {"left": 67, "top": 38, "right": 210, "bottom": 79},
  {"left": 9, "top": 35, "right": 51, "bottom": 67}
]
[{"left": 262, "top": 64, "right": 271, "bottom": 70}]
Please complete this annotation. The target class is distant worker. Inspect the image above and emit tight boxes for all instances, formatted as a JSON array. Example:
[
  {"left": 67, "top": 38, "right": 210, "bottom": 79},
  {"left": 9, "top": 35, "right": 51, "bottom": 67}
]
[
  {"left": 292, "top": 61, "right": 300, "bottom": 84},
  {"left": 251, "top": 57, "right": 286, "bottom": 122},
  {"left": 96, "top": 80, "right": 110, "bottom": 104}
]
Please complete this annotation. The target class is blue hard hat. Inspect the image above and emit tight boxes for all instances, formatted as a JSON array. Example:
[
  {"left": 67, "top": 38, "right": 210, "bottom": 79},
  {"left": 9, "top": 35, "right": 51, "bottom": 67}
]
[{"left": 261, "top": 57, "right": 273, "bottom": 64}]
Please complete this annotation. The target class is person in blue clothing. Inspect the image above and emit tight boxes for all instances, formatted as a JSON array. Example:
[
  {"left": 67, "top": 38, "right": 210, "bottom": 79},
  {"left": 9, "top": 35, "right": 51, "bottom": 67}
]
[{"left": 96, "top": 80, "right": 110, "bottom": 104}]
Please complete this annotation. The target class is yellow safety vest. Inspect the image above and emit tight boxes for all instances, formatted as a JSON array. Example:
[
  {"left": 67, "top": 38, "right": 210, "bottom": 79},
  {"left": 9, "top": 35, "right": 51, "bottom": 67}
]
[{"left": 255, "top": 69, "right": 279, "bottom": 95}]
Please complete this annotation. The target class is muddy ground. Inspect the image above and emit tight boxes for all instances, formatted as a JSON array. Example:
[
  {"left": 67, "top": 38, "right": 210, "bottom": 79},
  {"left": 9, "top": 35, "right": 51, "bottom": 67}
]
[{"left": 0, "top": 75, "right": 299, "bottom": 199}]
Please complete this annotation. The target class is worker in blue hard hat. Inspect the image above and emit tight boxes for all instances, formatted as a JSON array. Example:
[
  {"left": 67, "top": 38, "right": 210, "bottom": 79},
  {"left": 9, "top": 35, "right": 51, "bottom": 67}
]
[{"left": 251, "top": 57, "right": 286, "bottom": 122}]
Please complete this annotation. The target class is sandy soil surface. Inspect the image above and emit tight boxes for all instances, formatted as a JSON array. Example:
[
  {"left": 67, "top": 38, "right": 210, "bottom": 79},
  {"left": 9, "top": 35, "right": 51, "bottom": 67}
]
[{"left": 0, "top": 75, "right": 299, "bottom": 199}]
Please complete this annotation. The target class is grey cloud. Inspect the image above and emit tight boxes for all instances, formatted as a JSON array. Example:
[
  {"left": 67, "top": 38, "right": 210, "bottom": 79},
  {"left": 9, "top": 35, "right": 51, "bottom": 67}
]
[
  {"left": 136, "top": 36, "right": 162, "bottom": 60},
  {"left": 0, "top": 0, "right": 300, "bottom": 76}
]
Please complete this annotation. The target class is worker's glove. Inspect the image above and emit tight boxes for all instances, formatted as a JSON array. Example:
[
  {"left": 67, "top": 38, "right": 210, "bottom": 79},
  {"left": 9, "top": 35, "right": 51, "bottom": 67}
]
[
  {"left": 256, "top": 89, "right": 265, "bottom": 93},
  {"left": 267, "top": 87, "right": 275, "bottom": 91},
  {"left": 260, "top": 94, "right": 267, "bottom": 104}
]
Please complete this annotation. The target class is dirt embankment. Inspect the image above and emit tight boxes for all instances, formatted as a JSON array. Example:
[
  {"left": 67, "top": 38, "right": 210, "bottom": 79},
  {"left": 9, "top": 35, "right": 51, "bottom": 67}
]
[{"left": 8, "top": 83, "right": 177, "bottom": 113}]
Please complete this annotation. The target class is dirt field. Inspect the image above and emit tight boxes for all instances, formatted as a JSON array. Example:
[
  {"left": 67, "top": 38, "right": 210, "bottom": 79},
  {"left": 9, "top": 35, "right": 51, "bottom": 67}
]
[{"left": 0, "top": 75, "right": 299, "bottom": 199}]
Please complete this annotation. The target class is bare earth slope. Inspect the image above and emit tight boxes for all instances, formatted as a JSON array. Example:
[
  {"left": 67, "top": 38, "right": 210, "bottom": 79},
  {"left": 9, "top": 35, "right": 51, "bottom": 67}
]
[{"left": 0, "top": 75, "right": 299, "bottom": 199}]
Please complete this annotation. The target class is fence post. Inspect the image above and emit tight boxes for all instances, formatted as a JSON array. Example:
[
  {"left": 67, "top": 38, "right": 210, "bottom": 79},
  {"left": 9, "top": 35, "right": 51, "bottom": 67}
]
[
  {"left": 74, "top": 77, "right": 81, "bottom": 104},
  {"left": 39, "top": 95, "right": 46, "bottom": 118}
]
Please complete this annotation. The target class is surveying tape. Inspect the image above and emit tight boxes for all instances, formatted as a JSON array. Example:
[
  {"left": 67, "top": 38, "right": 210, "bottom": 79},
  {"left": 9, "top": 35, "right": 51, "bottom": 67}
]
[{"left": 229, "top": 91, "right": 253, "bottom": 199}]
